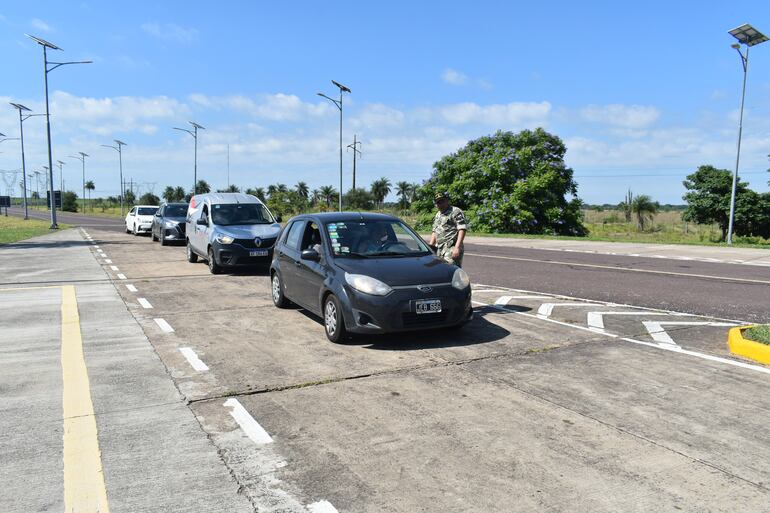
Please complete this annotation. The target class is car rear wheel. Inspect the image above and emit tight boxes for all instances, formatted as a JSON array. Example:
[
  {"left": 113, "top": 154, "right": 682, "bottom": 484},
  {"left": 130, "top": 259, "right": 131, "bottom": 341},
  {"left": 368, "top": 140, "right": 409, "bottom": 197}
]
[
  {"left": 207, "top": 247, "right": 222, "bottom": 274},
  {"left": 323, "top": 294, "right": 347, "bottom": 343},
  {"left": 126, "top": 224, "right": 131, "bottom": 234},
  {"left": 271, "top": 272, "right": 290, "bottom": 308},
  {"left": 186, "top": 241, "right": 198, "bottom": 263}
]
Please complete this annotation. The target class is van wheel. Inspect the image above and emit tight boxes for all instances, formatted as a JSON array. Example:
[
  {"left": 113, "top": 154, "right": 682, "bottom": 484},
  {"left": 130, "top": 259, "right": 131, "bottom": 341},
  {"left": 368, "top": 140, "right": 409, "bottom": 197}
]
[
  {"left": 271, "top": 272, "right": 290, "bottom": 308},
  {"left": 208, "top": 247, "right": 222, "bottom": 274},
  {"left": 323, "top": 294, "right": 348, "bottom": 343},
  {"left": 186, "top": 242, "right": 198, "bottom": 263}
]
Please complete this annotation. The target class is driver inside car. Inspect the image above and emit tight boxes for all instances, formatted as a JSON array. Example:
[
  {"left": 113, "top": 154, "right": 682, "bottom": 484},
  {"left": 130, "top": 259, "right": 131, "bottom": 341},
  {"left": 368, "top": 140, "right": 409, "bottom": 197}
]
[{"left": 357, "top": 223, "right": 391, "bottom": 254}]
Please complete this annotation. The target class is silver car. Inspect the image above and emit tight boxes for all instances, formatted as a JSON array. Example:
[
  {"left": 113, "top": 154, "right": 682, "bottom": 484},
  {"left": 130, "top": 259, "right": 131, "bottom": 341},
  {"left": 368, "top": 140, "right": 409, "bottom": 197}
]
[{"left": 185, "top": 193, "right": 282, "bottom": 274}]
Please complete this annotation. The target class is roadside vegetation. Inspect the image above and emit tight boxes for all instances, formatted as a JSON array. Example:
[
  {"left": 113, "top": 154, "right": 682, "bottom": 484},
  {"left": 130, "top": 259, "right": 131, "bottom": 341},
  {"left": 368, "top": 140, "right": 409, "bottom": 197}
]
[
  {"left": 0, "top": 216, "right": 68, "bottom": 244},
  {"left": 744, "top": 325, "right": 770, "bottom": 345}
]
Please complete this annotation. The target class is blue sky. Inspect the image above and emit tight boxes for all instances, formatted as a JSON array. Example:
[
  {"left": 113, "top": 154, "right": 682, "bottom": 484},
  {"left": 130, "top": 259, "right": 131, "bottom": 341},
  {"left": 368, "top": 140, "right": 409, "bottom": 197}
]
[{"left": 1, "top": 1, "right": 769, "bottom": 204}]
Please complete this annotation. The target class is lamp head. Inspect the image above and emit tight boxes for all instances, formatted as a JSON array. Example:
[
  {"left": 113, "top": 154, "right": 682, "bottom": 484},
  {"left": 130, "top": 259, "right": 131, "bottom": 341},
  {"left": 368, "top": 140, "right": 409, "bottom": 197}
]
[{"left": 731, "top": 43, "right": 741, "bottom": 49}]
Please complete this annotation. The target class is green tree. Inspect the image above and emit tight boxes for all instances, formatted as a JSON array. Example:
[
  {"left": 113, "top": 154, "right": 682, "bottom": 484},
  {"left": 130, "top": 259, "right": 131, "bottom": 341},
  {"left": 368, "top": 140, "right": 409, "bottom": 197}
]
[
  {"left": 619, "top": 189, "right": 634, "bottom": 223},
  {"left": 62, "top": 191, "right": 78, "bottom": 212},
  {"left": 682, "top": 165, "right": 750, "bottom": 241},
  {"left": 173, "top": 186, "right": 186, "bottom": 202},
  {"left": 245, "top": 187, "right": 266, "bottom": 202},
  {"left": 218, "top": 184, "right": 241, "bottom": 193},
  {"left": 124, "top": 189, "right": 136, "bottom": 205},
  {"left": 266, "top": 190, "right": 305, "bottom": 217},
  {"left": 631, "top": 194, "right": 659, "bottom": 231},
  {"left": 343, "top": 188, "right": 375, "bottom": 210},
  {"left": 194, "top": 179, "right": 211, "bottom": 194},
  {"left": 414, "top": 129, "right": 586, "bottom": 235},
  {"left": 319, "top": 185, "right": 338, "bottom": 208},
  {"left": 163, "top": 185, "right": 175, "bottom": 203},
  {"left": 396, "top": 181, "right": 413, "bottom": 209},
  {"left": 85, "top": 180, "right": 95, "bottom": 212},
  {"left": 295, "top": 181, "right": 309, "bottom": 200},
  {"left": 139, "top": 192, "right": 160, "bottom": 205},
  {"left": 370, "top": 177, "right": 391, "bottom": 209},
  {"left": 311, "top": 188, "right": 321, "bottom": 206}
]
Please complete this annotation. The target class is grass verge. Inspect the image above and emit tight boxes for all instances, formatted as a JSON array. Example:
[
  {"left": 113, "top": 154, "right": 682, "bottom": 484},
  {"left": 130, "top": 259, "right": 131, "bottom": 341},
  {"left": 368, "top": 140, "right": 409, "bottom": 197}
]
[
  {"left": 0, "top": 216, "right": 70, "bottom": 244},
  {"left": 744, "top": 325, "right": 770, "bottom": 345}
]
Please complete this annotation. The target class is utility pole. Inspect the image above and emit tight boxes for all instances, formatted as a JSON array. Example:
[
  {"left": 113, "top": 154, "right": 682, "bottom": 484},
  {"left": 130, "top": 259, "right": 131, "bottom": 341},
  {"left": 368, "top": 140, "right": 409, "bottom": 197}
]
[
  {"left": 227, "top": 143, "right": 230, "bottom": 189},
  {"left": 347, "top": 134, "right": 362, "bottom": 190}
]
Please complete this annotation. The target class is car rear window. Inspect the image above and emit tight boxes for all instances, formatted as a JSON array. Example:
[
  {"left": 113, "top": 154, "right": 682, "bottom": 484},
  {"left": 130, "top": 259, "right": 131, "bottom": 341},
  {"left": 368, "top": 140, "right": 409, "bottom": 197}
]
[{"left": 138, "top": 207, "right": 158, "bottom": 215}]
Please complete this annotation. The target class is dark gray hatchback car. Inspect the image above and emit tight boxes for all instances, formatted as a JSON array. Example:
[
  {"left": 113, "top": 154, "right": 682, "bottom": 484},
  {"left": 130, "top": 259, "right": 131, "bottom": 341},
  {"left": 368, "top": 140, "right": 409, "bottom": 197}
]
[
  {"left": 270, "top": 212, "right": 472, "bottom": 342},
  {"left": 151, "top": 202, "right": 188, "bottom": 245}
]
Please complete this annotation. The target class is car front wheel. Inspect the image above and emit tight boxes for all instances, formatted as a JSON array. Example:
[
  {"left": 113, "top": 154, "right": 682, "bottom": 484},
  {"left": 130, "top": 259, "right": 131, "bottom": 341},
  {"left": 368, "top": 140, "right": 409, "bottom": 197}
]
[
  {"left": 271, "top": 272, "right": 290, "bottom": 308},
  {"left": 207, "top": 247, "right": 222, "bottom": 274},
  {"left": 159, "top": 230, "right": 167, "bottom": 246},
  {"left": 151, "top": 228, "right": 158, "bottom": 242},
  {"left": 132, "top": 223, "right": 138, "bottom": 236},
  {"left": 186, "top": 242, "right": 198, "bottom": 263},
  {"left": 323, "top": 294, "right": 348, "bottom": 343}
]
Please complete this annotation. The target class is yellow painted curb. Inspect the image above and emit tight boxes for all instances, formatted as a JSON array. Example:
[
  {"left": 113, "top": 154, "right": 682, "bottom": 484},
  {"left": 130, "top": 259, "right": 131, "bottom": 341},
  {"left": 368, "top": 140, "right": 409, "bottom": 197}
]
[{"left": 728, "top": 326, "right": 770, "bottom": 366}]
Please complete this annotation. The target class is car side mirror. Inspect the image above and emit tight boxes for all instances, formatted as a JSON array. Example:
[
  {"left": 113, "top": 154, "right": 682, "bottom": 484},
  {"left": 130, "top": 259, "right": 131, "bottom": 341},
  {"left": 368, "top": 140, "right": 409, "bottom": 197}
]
[
  {"left": 300, "top": 249, "right": 320, "bottom": 262},
  {"left": 196, "top": 218, "right": 208, "bottom": 226},
  {"left": 154, "top": 213, "right": 161, "bottom": 217},
  {"left": 275, "top": 215, "right": 282, "bottom": 223}
]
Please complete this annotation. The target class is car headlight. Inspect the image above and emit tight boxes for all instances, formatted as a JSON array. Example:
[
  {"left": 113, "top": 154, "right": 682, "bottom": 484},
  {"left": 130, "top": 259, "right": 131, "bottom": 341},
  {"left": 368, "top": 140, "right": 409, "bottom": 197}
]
[
  {"left": 163, "top": 220, "right": 178, "bottom": 228},
  {"left": 215, "top": 235, "right": 234, "bottom": 244},
  {"left": 451, "top": 268, "right": 470, "bottom": 290},
  {"left": 345, "top": 273, "right": 393, "bottom": 296}
]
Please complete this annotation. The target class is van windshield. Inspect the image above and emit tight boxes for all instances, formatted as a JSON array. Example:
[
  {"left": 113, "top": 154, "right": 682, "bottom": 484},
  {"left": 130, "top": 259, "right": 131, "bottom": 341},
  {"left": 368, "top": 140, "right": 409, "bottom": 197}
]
[{"left": 211, "top": 203, "right": 274, "bottom": 226}]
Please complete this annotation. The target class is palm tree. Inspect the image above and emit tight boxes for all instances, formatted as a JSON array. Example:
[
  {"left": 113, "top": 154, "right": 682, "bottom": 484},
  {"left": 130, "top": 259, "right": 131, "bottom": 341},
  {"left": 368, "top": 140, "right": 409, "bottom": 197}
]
[
  {"left": 396, "top": 181, "right": 412, "bottom": 209},
  {"left": 267, "top": 184, "right": 278, "bottom": 197},
  {"left": 631, "top": 194, "right": 659, "bottom": 231},
  {"left": 277, "top": 183, "right": 288, "bottom": 194},
  {"left": 85, "top": 180, "right": 95, "bottom": 211},
  {"left": 311, "top": 188, "right": 321, "bottom": 206},
  {"left": 319, "top": 185, "right": 337, "bottom": 208},
  {"left": 173, "top": 186, "right": 186, "bottom": 202},
  {"left": 195, "top": 179, "right": 211, "bottom": 194},
  {"left": 222, "top": 184, "right": 240, "bottom": 193},
  {"left": 295, "top": 181, "right": 309, "bottom": 200},
  {"left": 163, "top": 186, "right": 175, "bottom": 203},
  {"left": 370, "top": 177, "right": 392, "bottom": 209}
]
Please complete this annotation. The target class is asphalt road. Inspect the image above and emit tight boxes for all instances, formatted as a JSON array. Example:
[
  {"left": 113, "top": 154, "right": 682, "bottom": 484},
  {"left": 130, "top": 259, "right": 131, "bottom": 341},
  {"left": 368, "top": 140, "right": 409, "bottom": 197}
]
[{"left": 8, "top": 207, "right": 768, "bottom": 324}]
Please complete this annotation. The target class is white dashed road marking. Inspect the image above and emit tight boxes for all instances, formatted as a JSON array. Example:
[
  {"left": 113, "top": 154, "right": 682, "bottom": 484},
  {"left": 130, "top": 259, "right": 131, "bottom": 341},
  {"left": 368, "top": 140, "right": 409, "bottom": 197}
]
[
  {"left": 494, "top": 295, "right": 551, "bottom": 305},
  {"left": 307, "top": 500, "right": 340, "bottom": 513},
  {"left": 110, "top": 265, "right": 119, "bottom": 271},
  {"left": 125, "top": 284, "right": 138, "bottom": 293},
  {"left": 104, "top": 259, "right": 112, "bottom": 264},
  {"left": 223, "top": 398, "right": 273, "bottom": 445},
  {"left": 643, "top": 321, "right": 737, "bottom": 346},
  {"left": 179, "top": 347, "right": 209, "bottom": 372},
  {"left": 137, "top": 298, "right": 153, "bottom": 309},
  {"left": 153, "top": 318, "right": 174, "bottom": 333},
  {"left": 117, "top": 273, "right": 127, "bottom": 280}
]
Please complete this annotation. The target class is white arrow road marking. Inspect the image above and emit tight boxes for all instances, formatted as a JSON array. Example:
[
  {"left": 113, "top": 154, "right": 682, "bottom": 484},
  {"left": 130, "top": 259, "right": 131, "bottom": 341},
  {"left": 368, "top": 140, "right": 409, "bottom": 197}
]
[
  {"left": 125, "top": 284, "right": 138, "bottom": 293},
  {"left": 307, "top": 500, "right": 340, "bottom": 513},
  {"left": 179, "top": 347, "right": 209, "bottom": 372},
  {"left": 224, "top": 398, "right": 273, "bottom": 445},
  {"left": 537, "top": 302, "right": 603, "bottom": 319},
  {"left": 137, "top": 298, "right": 153, "bottom": 309},
  {"left": 586, "top": 311, "right": 688, "bottom": 332},
  {"left": 643, "top": 321, "right": 737, "bottom": 346},
  {"left": 495, "top": 295, "right": 552, "bottom": 305}
]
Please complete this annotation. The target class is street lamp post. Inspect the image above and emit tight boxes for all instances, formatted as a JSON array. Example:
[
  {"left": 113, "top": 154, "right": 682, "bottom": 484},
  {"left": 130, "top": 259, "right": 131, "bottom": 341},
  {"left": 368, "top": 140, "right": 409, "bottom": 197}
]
[
  {"left": 102, "top": 140, "right": 127, "bottom": 216},
  {"left": 173, "top": 121, "right": 205, "bottom": 196},
  {"left": 726, "top": 24, "right": 768, "bottom": 245},
  {"left": 69, "top": 152, "right": 88, "bottom": 213},
  {"left": 9, "top": 103, "right": 44, "bottom": 220},
  {"left": 318, "top": 80, "right": 351, "bottom": 211},
  {"left": 57, "top": 160, "right": 65, "bottom": 204},
  {"left": 27, "top": 34, "right": 92, "bottom": 229}
]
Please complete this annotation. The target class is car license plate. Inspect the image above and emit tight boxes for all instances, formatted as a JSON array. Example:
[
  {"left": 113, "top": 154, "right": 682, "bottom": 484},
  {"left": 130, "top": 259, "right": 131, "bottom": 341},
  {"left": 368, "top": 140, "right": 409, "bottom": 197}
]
[
  {"left": 249, "top": 249, "right": 268, "bottom": 257},
  {"left": 415, "top": 299, "right": 442, "bottom": 314}
]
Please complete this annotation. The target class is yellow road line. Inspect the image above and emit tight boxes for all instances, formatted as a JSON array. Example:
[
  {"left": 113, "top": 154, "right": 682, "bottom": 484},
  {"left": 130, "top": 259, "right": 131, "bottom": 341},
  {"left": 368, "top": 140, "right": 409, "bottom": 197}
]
[
  {"left": 61, "top": 285, "right": 111, "bottom": 513},
  {"left": 0, "top": 285, "right": 62, "bottom": 292}
]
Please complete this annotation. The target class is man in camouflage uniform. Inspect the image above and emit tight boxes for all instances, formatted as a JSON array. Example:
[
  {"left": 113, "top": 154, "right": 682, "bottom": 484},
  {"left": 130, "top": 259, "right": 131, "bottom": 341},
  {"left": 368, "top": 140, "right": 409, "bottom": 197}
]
[{"left": 429, "top": 192, "right": 467, "bottom": 267}]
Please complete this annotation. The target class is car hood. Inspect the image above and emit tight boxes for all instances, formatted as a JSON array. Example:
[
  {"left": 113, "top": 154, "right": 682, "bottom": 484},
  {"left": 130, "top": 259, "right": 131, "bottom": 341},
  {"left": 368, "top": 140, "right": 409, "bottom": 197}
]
[
  {"left": 334, "top": 254, "right": 456, "bottom": 287},
  {"left": 216, "top": 223, "right": 282, "bottom": 239},
  {"left": 163, "top": 216, "right": 186, "bottom": 223}
]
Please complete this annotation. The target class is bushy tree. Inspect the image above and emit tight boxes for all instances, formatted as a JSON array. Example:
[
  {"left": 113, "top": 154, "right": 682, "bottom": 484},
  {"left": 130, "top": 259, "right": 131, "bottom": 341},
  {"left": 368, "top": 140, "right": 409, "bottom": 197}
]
[
  {"left": 62, "top": 191, "right": 78, "bottom": 212},
  {"left": 413, "top": 129, "right": 586, "bottom": 235},
  {"left": 139, "top": 192, "right": 160, "bottom": 205},
  {"left": 682, "top": 165, "right": 751, "bottom": 241},
  {"left": 343, "top": 188, "right": 375, "bottom": 210},
  {"left": 267, "top": 190, "right": 307, "bottom": 217},
  {"left": 124, "top": 189, "right": 136, "bottom": 205}
]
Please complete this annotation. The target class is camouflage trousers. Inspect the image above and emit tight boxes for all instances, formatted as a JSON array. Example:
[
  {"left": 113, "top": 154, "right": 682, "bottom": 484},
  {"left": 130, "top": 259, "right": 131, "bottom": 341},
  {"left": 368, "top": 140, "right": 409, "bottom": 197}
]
[{"left": 437, "top": 244, "right": 463, "bottom": 267}]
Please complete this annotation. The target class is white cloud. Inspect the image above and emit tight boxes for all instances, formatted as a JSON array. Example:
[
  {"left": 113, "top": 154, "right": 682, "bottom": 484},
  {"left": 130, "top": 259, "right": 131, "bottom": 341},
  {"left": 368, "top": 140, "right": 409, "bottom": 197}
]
[
  {"left": 580, "top": 104, "right": 660, "bottom": 129},
  {"left": 189, "top": 93, "right": 331, "bottom": 122},
  {"left": 442, "top": 68, "right": 468, "bottom": 86},
  {"left": 30, "top": 18, "right": 52, "bottom": 32},
  {"left": 437, "top": 101, "right": 551, "bottom": 126},
  {"left": 141, "top": 22, "right": 198, "bottom": 43}
]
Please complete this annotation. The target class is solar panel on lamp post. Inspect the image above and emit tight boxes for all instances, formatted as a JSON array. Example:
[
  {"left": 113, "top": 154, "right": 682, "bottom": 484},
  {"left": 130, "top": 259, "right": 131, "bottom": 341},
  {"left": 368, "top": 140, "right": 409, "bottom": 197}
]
[
  {"left": 27, "top": 34, "right": 92, "bottom": 229},
  {"left": 726, "top": 24, "right": 768, "bottom": 245},
  {"left": 102, "top": 140, "right": 127, "bottom": 216},
  {"left": 318, "top": 80, "right": 351, "bottom": 212},
  {"left": 173, "top": 121, "right": 205, "bottom": 197}
]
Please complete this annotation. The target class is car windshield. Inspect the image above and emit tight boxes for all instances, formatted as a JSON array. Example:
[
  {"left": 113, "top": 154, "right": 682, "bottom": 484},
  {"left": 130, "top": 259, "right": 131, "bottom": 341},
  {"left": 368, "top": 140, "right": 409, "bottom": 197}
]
[
  {"left": 138, "top": 207, "right": 158, "bottom": 215},
  {"left": 165, "top": 205, "right": 188, "bottom": 217},
  {"left": 325, "top": 220, "right": 430, "bottom": 257},
  {"left": 211, "top": 203, "right": 274, "bottom": 226}
]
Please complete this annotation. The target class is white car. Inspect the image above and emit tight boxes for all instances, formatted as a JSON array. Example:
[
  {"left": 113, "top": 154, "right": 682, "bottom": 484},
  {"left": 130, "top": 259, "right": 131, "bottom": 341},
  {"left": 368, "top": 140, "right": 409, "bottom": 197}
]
[{"left": 125, "top": 205, "right": 159, "bottom": 235}]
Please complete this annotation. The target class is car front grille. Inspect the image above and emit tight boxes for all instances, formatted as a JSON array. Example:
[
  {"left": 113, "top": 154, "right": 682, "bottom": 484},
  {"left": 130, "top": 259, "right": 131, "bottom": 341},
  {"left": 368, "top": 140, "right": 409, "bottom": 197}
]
[
  {"left": 402, "top": 310, "right": 450, "bottom": 328},
  {"left": 234, "top": 237, "right": 277, "bottom": 249}
]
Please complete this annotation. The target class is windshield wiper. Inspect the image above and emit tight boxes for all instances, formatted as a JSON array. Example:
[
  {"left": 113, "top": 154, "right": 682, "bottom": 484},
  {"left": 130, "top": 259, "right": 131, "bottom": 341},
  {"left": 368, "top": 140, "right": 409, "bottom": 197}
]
[
  {"left": 367, "top": 251, "right": 409, "bottom": 257},
  {"left": 343, "top": 251, "right": 369, "bottom": 258}
]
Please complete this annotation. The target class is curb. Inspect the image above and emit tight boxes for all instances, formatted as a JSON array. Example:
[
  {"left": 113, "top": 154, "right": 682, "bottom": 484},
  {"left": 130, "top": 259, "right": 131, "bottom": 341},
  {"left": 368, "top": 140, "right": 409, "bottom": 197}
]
[{"left": 728, "top": 326, "right": 770, "bottom": 366}]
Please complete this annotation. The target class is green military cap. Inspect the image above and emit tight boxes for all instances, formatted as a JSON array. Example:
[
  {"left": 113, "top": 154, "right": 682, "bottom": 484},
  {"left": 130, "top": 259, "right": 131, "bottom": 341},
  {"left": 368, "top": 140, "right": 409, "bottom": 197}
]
[{"left": 434, "top": 191, "right": 449, "bottom": 202}]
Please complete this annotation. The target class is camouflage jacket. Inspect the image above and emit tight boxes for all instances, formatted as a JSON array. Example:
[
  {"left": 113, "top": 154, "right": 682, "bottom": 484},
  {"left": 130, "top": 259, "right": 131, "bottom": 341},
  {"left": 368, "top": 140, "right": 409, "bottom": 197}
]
[{"left": 432, "top": 206, "right": 467, "bottom": 251}]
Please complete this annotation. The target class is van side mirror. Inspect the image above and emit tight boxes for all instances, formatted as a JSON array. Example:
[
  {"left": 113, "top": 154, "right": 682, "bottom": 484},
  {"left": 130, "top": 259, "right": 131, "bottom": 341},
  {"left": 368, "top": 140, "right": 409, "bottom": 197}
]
[
  {"left": 196, "top": 218, "right": 208, "bottom": 226},
  {"left": 300, "top": 249, "right": 320, "bottom": 262},
  {"left": 275, "top": 215, "right": 282, "bottom": 223}
]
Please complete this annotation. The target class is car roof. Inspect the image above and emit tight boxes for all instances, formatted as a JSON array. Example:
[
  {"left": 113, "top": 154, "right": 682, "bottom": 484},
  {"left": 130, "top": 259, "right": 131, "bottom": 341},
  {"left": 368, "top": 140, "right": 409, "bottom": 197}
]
[
  {"left": 133, "top": 205, "right": 159, "bottom": 208},
  {"left": 191, "top": 193, "right": 263, "bottom": 205},
  {"left": 294, "top": 212, "right": 400, "bottom": 223},
  {"left": 161, "top": 202, "right": 189, "bottom": 206}
]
